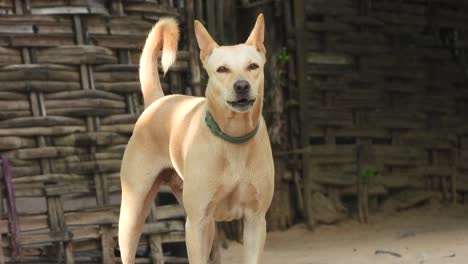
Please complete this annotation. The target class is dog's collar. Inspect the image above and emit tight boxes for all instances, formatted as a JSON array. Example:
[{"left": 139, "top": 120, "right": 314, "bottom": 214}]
[{"left": 205, "top": 111, "right": 259, "bottom": 144}]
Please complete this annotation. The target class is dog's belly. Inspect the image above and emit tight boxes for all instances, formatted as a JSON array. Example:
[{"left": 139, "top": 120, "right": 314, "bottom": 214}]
[{"left": 212, "top": 182, "right": 259, "bottom": 222}]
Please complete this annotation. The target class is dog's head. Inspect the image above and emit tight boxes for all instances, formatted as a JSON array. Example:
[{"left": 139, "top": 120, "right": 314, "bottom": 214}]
[{"left": 194, "top": 14, "right": 266, "bottom": 113}]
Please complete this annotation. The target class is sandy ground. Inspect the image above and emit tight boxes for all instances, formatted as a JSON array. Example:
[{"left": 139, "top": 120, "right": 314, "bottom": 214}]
[{"left": 221, "top": 205, "right": 468, "bottom": 264}]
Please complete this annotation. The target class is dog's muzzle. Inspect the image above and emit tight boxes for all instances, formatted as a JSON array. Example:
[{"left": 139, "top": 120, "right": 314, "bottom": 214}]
[{"left": 227, "top": 80, "right": 256, "bottom": 111}]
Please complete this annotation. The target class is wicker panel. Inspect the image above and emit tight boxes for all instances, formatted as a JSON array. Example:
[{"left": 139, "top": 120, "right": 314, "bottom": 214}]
[
  {"left": 299, "top": 0, "right": 468, "bottom": 221},
  {"left": 0, "top": 0, "right": 194, "bottom": 263}
]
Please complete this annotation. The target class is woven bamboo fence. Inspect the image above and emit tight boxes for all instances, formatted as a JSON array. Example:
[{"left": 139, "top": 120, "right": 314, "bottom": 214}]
[
  {"left": 291, "top": 0, "right": 468, "bottom": 226},
  {"left": 0, "top": 0, "right": 202, "bottom": 263}
]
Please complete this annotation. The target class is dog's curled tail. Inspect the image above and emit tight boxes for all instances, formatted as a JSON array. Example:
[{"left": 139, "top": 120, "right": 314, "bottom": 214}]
[{"left": 139, "top": 17, "right": 179, "bottom": 109}]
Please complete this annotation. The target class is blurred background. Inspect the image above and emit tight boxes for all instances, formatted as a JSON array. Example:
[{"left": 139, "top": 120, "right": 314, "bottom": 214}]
[{"left": 0, "top": 0, "right": 468, "bottom": 263}]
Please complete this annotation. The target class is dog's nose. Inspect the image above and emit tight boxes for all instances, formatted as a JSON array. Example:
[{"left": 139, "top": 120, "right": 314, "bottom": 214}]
[{"left": 233, "top": 80, "right": 250, "bottom": 94}]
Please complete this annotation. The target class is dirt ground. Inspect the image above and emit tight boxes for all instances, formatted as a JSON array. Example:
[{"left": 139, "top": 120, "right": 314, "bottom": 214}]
[{"left": 221, "top": 205, "right": 468, "bottom": 264}]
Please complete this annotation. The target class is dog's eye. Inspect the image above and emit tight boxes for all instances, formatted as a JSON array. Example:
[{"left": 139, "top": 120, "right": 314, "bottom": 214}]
[
  {"left": 216, "top": 66, "right": 229, "bottom": 73},
  {"left": 248, "top": 63, "right": 259, "bottom": 71}
]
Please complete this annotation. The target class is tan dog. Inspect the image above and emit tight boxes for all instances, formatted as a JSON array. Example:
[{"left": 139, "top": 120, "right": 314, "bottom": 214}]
[{"left": 118, "top": 14, "right": 274, "bottom": 264}]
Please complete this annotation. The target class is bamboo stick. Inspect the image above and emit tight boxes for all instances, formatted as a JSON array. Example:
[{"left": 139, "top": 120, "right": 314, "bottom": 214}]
[
  {"left": 184, "top": 0, "right": 203, "bottom": 96},
  {"left": 0, "top": 126, "right": 86, "bottom": 136},
  {"left": 0, "top": 116, "right": 84, "bottom": 128},
  {"left": 293, "top": 0, "right": 313, "bottom": 228},
  {"left": 101, "top": 225, "right": 115, "bottom": 264},
  {"left": 0, "top": 137, "right": 35, "bottom": 150}
]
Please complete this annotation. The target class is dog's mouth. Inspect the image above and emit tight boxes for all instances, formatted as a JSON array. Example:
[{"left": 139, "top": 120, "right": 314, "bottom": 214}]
[{"left": 227, "top": 98, "right": 256, "bottom": 109}]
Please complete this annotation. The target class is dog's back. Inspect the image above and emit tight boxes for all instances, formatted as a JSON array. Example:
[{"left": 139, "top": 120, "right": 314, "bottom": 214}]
[{"left": 134, "top": 17, "right": 207, "bottom": 176}]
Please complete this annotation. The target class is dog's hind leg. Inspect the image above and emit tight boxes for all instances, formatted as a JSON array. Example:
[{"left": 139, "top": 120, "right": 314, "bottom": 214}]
[
  {"left": 118, "top": 137, "right": 168, "bottom": 264},
  {"left": 164, "top": 170, "right": 184, "bottom": 207}
]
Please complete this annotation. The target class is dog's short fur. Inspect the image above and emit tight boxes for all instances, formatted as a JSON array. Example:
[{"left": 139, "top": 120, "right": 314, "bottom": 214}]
[{"left": 118, "top": 15, "right": 274, "bottom": 264}]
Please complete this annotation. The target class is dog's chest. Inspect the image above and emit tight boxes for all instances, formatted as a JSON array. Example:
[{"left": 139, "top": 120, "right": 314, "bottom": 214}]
[
  {"left": 212, "top": 180, "right": 258, "bottom": 221},
  {"left": 211, "top": 154, "right": 260, "bottom": 221}
]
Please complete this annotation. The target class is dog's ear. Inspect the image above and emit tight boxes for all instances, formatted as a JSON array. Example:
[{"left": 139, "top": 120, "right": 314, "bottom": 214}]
[
  {"left": 194, "top": 20, "right": 218, "bottom": 63},
  {"left": 245, "top": 14, "right": 266, "bottom": 55}
]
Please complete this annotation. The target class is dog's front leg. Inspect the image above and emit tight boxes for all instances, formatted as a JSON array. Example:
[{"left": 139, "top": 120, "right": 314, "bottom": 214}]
[
  {"left": 185, "top": 215, "right": 215, "bottom": 264},
  {"left": 243, "top": 212, "right": 267, "bottom": 264},
  {"left": 183, "top": 172, "right": 218, "bottom": 264}
]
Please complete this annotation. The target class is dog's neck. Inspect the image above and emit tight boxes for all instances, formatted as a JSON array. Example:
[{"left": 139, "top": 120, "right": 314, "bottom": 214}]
[{"left": 205, "top": 87, "right": 263, "bottom": 138}]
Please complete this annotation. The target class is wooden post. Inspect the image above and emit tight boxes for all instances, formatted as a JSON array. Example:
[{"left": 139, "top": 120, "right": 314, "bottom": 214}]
[
  {"left": 357, "top": 147, "right": 369, "bottom": 224},
  {"left": 451, "top": 148, "right": 458, "bottom": 205},
  {"left": 149, "top": 234, "right": 165, "bottom": 264},
  {"left": 357, "top": 142, "right": 376, "bottom": 224},
  {"left": 185, "top": 0, "right": 203, "bottom": 96},
  {"left": 195, "top": 0, "right": 203, "bottom": 21},
  {"left": 0, "top": 165, "right": 3, "bottom": 217},
  {"left": 0, "top": 237, "right": 4, "bottom": 264},
  {"left": 170, "top": 72, "right": 182, "bottom": 94},
  {"left": 293, "top": 0, "right": 312, "bottom": 228},
  {"left": 266, "top": 30, "right": 293, "bottom": 229},
  {"left": 206, "top": 0, "right": 216, "bottom": 39},
  {"left": 215, "top": 0, "right": 224, "bottom": 43},
  {"left": 101, "top": 225, "right": 115, "bottom": 264},
  {"left": 0, "top": 159, "right": 3, "bottom": 263},
  {"left": 148, "top": 204, "right": 165, "bottom": 264},
  {"left": 282, "top": 0, "right": 304, "bottom": 216},
  {"left": 16, "top": 1, "right": 74, "bottom": 262},
  {"left": 74, "top": 10, "right": 116, "bottom": 263}
]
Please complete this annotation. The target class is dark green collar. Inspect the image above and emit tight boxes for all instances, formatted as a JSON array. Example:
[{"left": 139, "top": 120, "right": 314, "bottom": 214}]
[{"left": 205, "top": 111, "right": 259, "bottom": 144}]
